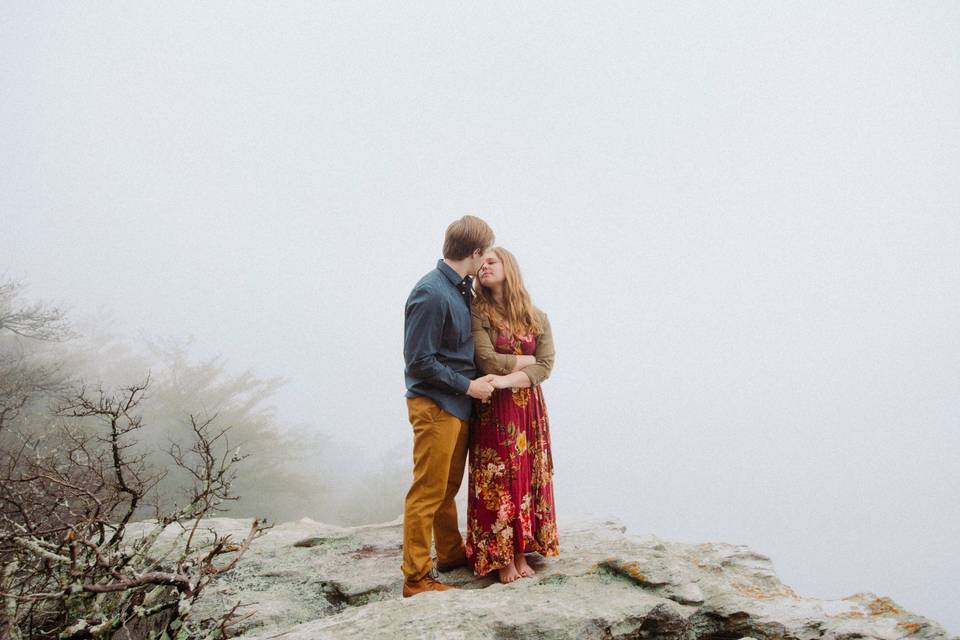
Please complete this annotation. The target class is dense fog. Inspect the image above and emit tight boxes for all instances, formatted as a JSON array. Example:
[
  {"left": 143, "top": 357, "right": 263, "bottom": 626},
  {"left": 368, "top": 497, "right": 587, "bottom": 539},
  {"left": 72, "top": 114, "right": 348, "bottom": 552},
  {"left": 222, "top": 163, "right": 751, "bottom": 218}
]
[{"left": 3, "top": 2, "right": 958, "bottom": 632}]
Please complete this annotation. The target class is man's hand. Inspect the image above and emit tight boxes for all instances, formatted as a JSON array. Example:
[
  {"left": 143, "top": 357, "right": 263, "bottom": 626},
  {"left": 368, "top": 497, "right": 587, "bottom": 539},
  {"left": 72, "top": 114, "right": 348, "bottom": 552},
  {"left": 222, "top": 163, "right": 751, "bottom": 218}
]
[
  {"left": 479, "top": 374, "right": 499, "bottom": 389},
  {"left": 467, "top": 375, "right": 496, "bottom": 401}
]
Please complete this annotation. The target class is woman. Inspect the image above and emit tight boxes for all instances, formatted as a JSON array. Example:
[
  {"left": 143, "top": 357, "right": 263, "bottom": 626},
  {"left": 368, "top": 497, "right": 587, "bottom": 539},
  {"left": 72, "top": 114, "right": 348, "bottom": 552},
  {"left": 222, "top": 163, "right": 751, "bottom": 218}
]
[{"left": 466, "top": 247, "right": 559, "bottom": 583}]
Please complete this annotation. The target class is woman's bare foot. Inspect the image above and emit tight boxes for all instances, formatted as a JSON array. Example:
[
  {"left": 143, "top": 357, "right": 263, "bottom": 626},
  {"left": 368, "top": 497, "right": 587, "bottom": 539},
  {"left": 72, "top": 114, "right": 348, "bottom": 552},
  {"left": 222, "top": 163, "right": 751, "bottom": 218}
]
[
  {"left": 514, "top": 553, "right": 535, "bottom": 577},
  {"left": 498, "top": 560, "right": 521, "bottom": 583}
]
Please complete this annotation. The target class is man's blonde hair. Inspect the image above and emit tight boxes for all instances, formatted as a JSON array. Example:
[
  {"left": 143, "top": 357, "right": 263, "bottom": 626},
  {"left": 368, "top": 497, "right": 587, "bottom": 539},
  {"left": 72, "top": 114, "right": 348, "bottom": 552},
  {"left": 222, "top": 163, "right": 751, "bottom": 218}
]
[{"left": 442, "top": 215, "right": 494, "bottom": 260}]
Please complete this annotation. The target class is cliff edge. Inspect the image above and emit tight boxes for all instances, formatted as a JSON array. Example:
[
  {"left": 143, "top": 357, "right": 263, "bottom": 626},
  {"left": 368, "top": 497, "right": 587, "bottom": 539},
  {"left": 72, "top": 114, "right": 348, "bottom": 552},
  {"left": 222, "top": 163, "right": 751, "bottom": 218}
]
[{"left": 128, "top": 516, "right": 956, "bottom": 640}]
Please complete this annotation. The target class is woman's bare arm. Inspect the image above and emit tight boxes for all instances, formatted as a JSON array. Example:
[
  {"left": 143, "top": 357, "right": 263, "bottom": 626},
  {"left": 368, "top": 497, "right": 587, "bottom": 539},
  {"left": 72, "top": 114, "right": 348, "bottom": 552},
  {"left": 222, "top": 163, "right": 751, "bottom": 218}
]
[{"left": 490, "top": 371, "right": 532, "bottom": 389}]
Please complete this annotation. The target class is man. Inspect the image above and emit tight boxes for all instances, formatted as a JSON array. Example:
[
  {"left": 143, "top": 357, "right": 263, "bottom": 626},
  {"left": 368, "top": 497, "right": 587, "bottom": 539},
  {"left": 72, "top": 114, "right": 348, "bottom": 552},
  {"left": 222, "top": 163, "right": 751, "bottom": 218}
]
[{"left": 401, "top": 215, "right": 496, "bottom": 597}]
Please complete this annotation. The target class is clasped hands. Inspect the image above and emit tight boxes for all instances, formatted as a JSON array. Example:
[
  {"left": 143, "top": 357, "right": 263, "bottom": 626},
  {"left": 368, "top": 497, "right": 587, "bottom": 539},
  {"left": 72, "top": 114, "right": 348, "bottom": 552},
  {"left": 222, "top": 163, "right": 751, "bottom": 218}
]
[
  {"left": 466, "top": 374, "right": 507, "bottom": 402},
  {"left": 467, "top": 355, "right": 537, "bottom": 402}
]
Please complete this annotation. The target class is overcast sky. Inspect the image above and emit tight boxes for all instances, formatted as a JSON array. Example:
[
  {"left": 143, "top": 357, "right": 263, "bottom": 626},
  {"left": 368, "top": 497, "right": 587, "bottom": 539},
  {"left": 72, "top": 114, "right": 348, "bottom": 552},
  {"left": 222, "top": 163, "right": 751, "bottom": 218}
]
[{"left": 3, "top": 1, "right": 959, "bottom": 632}]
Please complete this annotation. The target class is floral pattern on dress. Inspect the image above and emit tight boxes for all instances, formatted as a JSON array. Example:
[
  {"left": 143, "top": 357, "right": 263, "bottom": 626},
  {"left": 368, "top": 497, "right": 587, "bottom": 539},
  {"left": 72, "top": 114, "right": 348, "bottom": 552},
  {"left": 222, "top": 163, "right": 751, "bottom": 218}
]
[{"left": 466, "top": 332, "right": 559, "bottom": 577}]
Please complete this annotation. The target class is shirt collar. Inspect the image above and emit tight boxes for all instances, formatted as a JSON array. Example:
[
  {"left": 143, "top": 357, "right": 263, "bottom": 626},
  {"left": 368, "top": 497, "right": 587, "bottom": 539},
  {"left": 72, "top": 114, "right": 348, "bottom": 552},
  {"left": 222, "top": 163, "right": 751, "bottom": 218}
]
[
  {"left": 436, "top": 259, "right": 467, "bottom": 287},
  {"left": 437, "top": 259, "right": 474, "bottom": 304}
]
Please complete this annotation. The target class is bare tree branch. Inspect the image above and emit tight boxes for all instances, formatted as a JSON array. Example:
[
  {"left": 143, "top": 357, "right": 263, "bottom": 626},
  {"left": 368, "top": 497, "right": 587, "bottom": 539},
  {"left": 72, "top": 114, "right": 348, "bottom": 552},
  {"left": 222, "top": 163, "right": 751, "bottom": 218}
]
[
  {"left": 1, "top": 377, "right": 270, "bottom": 639},
  {"left": 0, "top": 280, "right": 73, "bottom": 342}
]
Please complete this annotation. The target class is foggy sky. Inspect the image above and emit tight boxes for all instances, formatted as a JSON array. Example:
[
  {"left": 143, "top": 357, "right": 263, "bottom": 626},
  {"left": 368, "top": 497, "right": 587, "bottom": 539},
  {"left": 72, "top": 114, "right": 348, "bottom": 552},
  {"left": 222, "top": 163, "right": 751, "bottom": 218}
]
[{"left": 2, "top": 2, "right": 959, "bottom": 632}]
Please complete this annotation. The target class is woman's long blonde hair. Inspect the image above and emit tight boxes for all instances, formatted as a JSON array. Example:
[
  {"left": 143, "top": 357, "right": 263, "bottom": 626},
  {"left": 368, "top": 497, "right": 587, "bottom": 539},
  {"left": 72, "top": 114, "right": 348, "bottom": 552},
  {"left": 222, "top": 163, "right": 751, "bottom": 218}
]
[{"left": 473, "top": 247, "right": 543, "bottom": 337}]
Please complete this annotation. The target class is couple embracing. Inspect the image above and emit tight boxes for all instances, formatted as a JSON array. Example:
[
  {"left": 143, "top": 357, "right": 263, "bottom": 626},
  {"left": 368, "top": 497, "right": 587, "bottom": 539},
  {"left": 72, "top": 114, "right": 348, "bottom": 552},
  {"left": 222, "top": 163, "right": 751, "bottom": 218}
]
[{"left": 401, "top": 215, "right": 559, "bottom": 597}]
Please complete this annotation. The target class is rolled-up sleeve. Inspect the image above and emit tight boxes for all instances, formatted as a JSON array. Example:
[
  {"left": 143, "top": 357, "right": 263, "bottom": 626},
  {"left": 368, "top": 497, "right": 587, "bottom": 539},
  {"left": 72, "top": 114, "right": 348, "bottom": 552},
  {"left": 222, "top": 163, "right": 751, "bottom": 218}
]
[
  {"left": 472, "top": 311, "right": 517, "bottom": 375},
  {"left": 521, "top": 312, "right": 555, "bottom": 387},
  {"left": 404, "top": 286, "right": 471, "bottom": 394}
]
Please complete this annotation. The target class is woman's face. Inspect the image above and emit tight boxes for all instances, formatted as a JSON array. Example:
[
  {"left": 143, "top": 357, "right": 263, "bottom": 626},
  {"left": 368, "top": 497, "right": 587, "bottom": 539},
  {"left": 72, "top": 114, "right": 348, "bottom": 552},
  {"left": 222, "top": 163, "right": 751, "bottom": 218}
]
[{"left": 477, "top": 251, "right": 505, "bottom": 288}]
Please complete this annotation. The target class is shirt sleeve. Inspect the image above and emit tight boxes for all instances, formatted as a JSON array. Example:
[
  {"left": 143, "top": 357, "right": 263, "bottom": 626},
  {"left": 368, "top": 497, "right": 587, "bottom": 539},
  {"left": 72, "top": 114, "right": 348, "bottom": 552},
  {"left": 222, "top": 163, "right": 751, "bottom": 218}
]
[{"left": 404, "top": 286, "right": 472, "bottom": 394}]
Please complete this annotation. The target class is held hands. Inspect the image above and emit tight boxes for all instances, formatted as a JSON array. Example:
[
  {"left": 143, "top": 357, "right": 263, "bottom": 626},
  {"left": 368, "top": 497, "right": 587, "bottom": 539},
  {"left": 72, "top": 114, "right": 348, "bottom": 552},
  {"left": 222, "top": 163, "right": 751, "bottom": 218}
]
[
  {"left": 467, "top": 374, "right": 497, "bottom": 401},
  {"left": 468, "top": 373, "right": 516, "bottom": 402}
]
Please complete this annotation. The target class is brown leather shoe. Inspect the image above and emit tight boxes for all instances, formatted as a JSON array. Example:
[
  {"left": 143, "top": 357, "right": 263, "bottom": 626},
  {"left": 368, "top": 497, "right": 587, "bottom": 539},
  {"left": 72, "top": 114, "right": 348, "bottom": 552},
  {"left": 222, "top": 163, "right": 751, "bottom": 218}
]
[{"left": 402, "top": 576, "right": 457, "bottom": 598}]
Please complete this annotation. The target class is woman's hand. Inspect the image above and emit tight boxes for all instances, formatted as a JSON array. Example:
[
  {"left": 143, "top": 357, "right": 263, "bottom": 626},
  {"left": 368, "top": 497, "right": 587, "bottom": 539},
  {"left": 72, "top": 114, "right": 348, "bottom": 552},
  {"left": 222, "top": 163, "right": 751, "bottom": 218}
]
[{"left": 491, "top": 375, "right": 512, "bottom": 389}]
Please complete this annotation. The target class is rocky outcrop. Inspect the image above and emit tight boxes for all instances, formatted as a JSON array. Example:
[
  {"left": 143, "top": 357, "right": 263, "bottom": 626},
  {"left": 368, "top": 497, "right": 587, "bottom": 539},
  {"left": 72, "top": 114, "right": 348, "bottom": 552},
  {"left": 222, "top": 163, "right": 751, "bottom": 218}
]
[{"left": 126, "top": 516, "right": 956, "bottom": 640}]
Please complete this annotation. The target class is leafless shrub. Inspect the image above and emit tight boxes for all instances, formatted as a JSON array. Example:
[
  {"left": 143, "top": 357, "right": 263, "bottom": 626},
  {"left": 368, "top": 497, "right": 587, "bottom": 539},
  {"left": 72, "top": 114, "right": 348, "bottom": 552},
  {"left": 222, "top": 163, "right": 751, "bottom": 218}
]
[{"left": 0, "top": 378, "right": 270, "bottom": 639}]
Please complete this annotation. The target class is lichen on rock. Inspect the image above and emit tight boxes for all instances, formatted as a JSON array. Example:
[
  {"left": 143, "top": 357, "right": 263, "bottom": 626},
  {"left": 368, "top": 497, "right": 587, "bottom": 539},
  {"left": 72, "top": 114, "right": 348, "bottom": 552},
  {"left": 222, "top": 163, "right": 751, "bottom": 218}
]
[{"left": 153, "top": 515, "right": 956, "bottom": 640}]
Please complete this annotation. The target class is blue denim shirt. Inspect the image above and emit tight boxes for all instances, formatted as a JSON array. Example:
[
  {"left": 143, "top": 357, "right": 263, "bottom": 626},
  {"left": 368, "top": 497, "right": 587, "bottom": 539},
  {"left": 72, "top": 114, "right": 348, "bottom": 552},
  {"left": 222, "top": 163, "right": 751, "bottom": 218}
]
[{"left": 404, "top": 260, "right": 476, "bottom": 421}]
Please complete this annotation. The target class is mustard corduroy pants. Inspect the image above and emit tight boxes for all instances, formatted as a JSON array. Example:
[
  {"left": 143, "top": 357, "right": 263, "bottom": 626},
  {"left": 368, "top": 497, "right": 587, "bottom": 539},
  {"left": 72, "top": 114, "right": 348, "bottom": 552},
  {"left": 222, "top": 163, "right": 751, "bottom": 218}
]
[{"left": 401, "top": 396, "right": 469, "bottom": 581}]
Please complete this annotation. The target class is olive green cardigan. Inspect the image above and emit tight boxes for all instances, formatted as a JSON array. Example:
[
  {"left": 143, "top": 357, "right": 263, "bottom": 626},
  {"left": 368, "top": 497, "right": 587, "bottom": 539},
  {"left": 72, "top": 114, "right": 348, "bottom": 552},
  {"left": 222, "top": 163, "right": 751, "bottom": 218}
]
[{"left": 471, "top": 308, "right": 555, "bottom": 386}]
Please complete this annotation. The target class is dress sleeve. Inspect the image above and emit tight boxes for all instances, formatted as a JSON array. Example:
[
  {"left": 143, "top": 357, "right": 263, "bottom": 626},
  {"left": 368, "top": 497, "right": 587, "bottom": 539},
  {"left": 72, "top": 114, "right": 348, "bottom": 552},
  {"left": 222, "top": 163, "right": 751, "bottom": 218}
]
[
  {"left": 471, "top": 310, "right": 517, "bottom": 375},
  {"left": 521, "top": 311, "right": 555, "bottom": 387}
]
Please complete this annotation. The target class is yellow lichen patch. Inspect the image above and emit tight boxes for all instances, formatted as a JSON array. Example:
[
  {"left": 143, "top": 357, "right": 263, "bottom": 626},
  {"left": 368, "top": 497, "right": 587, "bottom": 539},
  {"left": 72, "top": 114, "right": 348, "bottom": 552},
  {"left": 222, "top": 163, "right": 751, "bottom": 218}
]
[
  {"left": 867, "top": 597, "right": 902, "bottom": 616},
  {"left": 731, "top": 581, "right": 797, "bottom": 600},
  {"left": 827, "top": 610, "right": 866, "bottom": 619},
  {"left": 896, "top": 621, "right": 923, "bottom": 636},
  {"left": 620, "top": 561, "right": 646, "bottom": 582}
]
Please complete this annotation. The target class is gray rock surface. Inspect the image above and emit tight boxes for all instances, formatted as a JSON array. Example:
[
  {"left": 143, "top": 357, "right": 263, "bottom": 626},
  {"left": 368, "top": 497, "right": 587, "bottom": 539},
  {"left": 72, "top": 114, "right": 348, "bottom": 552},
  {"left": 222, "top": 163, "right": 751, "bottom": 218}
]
[{"left": 126, "top": 516, "right": 957, "bottom": 640}]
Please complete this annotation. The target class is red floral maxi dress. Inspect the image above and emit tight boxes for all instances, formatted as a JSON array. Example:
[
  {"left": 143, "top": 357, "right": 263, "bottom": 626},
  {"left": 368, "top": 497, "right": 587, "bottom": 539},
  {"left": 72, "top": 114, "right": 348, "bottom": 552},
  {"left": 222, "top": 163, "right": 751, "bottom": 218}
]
[{"left": 466, "top": 331, "right": 559, "bottom": 576}]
